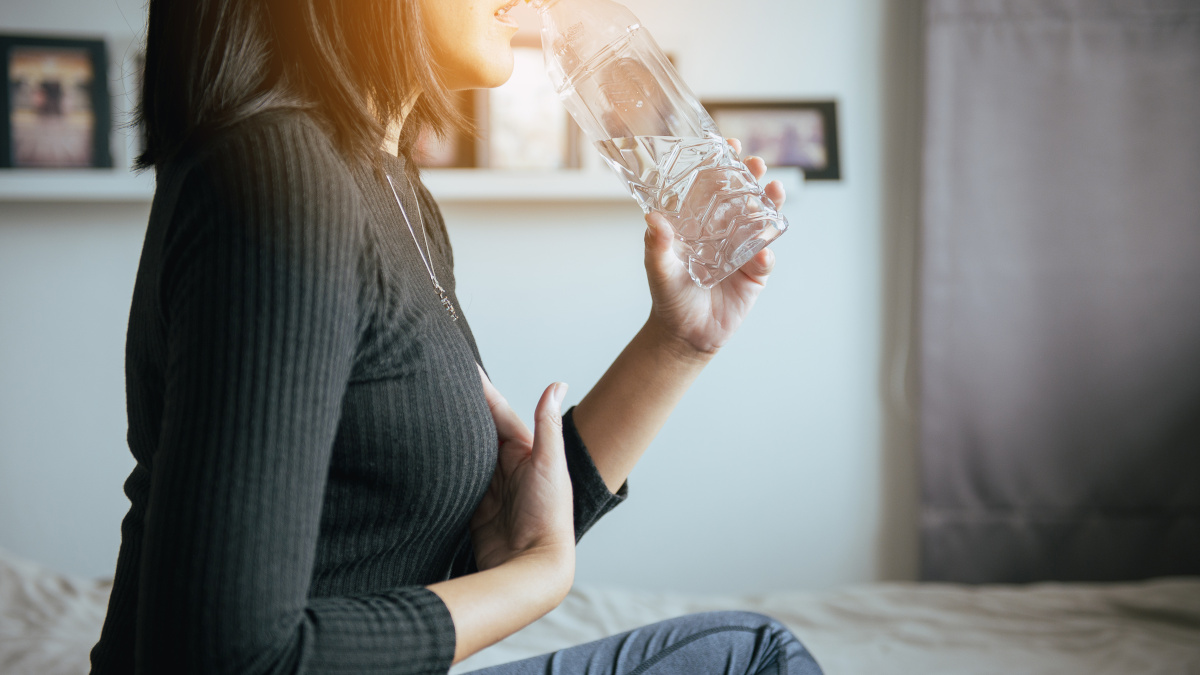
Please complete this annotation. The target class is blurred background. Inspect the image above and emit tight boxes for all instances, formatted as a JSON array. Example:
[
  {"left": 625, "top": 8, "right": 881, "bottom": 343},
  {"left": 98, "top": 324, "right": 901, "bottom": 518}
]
[{"left": 0, "top": 0, "right": 1196, "bottom": 600}]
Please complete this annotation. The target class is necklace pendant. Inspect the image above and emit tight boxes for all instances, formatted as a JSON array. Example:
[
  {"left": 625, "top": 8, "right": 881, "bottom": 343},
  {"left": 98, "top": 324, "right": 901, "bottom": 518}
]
[
  {"left": 433, "top": 282, "right": 459, "bottom": 322},
  {"left": 386, "top": 173, "right": 459, "bottom": 323}
]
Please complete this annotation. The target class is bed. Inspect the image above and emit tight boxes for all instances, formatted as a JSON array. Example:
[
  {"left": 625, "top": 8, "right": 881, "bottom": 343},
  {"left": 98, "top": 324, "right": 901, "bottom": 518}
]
[{"left": 3, "top": 547, "right": 1198, "bottom": 674}]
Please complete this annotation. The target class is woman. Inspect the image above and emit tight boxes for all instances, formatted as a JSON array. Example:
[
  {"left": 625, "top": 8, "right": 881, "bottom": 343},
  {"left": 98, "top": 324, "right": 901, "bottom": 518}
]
[{"left": 90, "top": 0, "right": 822, "bottom": 673}]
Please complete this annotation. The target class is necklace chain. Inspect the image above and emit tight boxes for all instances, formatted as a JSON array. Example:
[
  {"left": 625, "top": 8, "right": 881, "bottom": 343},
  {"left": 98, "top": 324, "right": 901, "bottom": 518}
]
[{"left": 385, "top": 173, "right": 459, "bottom": 322}]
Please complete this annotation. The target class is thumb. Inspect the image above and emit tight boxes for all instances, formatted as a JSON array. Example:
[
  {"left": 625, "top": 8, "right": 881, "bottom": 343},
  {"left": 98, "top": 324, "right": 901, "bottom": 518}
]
[
  {"left": 643, "top": 212, "right": 677, "bottom": 284},
  {"left": 531, "top": 382, "right": 568, "bottom": 472}
]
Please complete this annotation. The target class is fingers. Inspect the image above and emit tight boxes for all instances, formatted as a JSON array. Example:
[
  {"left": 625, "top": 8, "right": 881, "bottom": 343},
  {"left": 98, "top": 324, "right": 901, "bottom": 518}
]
[
  {"left": 764, "top": 179, "right": 786, "bottom": 208},
  {"left": 723, "top": 136, "right": 791, "bottom": 213},
  {"left": 744, "top": 155, "right": 767, "bottom": 180},
  {"left": 531, "top": 382, "right": 568, "bottom": 471},
  {"left": 478, "top": 364, "right": 531, "bottom": 444},
  {"left": 643, "top": 211, "right": 677, "bottom": 285},
  {"left": 726, "top": 137, "right": 770, "bottom": 182},
  {"left": 738, "top": 247, "right": 775, "bottom": 287}
]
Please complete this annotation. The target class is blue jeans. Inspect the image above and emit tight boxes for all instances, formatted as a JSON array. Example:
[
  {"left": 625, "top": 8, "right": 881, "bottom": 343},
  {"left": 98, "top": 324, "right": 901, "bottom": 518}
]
[{"left": 464, "top": 611, "right": 823, "bottom": 675}]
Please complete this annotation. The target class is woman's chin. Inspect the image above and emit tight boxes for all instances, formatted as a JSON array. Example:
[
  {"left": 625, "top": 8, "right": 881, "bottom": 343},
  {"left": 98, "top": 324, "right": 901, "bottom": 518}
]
[
  {"left": 477, "top": 55, "right": 517, "bottom": 89},
  {"left": 441, "top": 42, "right": 515, "bottom": 90}
]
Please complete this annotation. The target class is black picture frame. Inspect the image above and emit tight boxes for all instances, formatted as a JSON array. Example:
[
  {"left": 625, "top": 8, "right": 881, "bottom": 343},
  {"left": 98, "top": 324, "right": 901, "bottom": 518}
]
[
  {"left": 703, "top": 100, "right": 841, "bottom": 181},
  {"left": 0, "top": 34, "right": 112, "bottom": 169},
  {"left": 415, "top": 89, "right": 478, "bottom": 169}
]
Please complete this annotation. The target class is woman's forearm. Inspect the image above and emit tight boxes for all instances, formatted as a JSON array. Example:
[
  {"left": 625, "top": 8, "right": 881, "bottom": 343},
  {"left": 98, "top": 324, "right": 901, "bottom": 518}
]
[
  {"left": 427, "top": 546, "right": 574, "bottom": 664},
  {"left": 571, "top": 316, "right": 714, "bottom": 494}
]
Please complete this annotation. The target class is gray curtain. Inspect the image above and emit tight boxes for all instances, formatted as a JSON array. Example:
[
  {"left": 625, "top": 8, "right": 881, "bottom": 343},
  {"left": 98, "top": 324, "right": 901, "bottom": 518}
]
[{"left": 919, "top": 0, "right": 1200, "bottom": 583}]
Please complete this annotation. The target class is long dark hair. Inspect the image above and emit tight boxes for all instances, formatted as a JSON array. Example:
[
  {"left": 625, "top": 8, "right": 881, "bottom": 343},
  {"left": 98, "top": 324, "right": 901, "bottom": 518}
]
[{"left": 137, "top": 0, "right": 466, "bottom": 171}]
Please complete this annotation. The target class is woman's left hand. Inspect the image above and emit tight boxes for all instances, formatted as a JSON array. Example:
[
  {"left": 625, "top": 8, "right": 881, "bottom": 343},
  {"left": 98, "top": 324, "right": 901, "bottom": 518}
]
[
  {"left": 643, "top": 138, "right": 786, "bottom": 357},
  {"left": 469, "top": 366, "right": 575, "bottom": 575}
]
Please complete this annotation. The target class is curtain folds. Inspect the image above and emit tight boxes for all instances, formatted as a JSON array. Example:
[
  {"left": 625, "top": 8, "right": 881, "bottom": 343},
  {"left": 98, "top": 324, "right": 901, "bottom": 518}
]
[{"left": 919, "top": 0, "right": 1200, "bottom": 582}]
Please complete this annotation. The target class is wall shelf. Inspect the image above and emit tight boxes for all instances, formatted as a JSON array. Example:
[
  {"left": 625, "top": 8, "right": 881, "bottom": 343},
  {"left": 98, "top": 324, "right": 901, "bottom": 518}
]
[
  {"left": 0, "top": 170, "right": 156, "bottom": 203},
  {"left": 0, "top": 167, "right": 802, "bottom": 205},
  {"left": 0, "top": 168, "right": 632, "bottom": 204},
  {"left": 421, "top": 169, "right": 630, "bottom": 203}
]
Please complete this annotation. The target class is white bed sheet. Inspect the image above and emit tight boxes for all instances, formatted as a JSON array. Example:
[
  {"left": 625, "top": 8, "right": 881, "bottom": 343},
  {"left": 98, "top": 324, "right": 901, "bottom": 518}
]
[
  {"left": 0, "top": 548, "right": 111, "bottom": 674},
  {"left": 3, "top": 548, "right": 1198, "bottom": 674},
  {"left": 453, "top": 581, "right": 1200, "bottom": 674}
]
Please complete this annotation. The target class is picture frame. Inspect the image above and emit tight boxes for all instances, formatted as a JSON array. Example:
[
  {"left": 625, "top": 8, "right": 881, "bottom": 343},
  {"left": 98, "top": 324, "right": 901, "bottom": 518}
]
[
  {"left": 0, "top": 34, "right": 112, "bottom": 169},
  {"left": 703, "top": 100, "right": 841, "bottom": 181},
  {"left": 479, "top": 41, "right": 578, "bottom": 170},
  {"left": 415, "top": 89, "right": 478, "bottom": 169},
  {"left": 418, "top": 35, "right": 584, "bottom": 172}
]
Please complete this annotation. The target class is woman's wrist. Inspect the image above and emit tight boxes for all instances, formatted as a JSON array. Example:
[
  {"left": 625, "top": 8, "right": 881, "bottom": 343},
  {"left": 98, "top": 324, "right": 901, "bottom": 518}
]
[
  {"left": 428, "top": 544, "right": 575, "bottom": 664},
  {"left": 642, "top": 313, "right": 720, "bottom": 365},
  {"left": 508, "top": 543, "right": 576, "bottom": 604}
]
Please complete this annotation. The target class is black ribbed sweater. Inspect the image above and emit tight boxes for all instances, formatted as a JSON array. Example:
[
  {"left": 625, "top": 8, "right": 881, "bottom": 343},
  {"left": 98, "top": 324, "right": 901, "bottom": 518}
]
[{"left": 89, "top": 111, "right": 626, "bottom": 675}]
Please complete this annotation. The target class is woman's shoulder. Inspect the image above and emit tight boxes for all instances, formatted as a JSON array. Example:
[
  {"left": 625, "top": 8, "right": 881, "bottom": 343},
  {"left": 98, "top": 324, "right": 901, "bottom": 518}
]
[
  {"left": 183, "top": 108, "right": 358, "bottom": 198},
  {"left": 158, "top": 109, "right": 370, "bottom": 246},
  {"left": 146, "top": 109, "right": 377, "bottom": 327}
]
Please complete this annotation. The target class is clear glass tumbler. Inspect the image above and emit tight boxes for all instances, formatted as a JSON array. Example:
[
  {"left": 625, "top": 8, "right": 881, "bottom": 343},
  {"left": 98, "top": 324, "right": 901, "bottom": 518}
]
[{"left": 528, "top": 0, "right": 790, "bottom": 288}]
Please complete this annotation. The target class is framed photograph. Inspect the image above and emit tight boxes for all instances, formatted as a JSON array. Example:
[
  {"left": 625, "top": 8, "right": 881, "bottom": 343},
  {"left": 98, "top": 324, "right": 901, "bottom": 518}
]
[
  {"left": 415, "top": 89, "right": 478, "bottom": 169},
  {"left": 0, "top": 34, "right": 112, "bottom": 169},
  {"left": 704, "top": 100, "right": 840, "bottom": 181},
  {"left": 480, "top": 44, "right": 577, "bottom": 170}
]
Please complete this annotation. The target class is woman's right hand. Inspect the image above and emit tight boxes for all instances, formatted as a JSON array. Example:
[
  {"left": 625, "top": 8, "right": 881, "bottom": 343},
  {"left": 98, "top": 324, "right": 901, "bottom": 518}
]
[{"left": 469, "top": 366, "right": 575, "bottom": 582}]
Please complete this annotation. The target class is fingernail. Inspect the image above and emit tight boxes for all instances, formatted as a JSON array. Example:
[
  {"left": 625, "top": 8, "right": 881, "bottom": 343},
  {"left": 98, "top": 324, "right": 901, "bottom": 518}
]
[{"left": 553, "top": 383, "right": 568, "bottom": 408}]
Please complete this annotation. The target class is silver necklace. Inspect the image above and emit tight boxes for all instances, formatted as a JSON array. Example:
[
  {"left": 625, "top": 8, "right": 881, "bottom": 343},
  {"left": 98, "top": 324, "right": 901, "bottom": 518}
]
[{"left": 385, "top": 173, "right": 459, "bottom": 322}]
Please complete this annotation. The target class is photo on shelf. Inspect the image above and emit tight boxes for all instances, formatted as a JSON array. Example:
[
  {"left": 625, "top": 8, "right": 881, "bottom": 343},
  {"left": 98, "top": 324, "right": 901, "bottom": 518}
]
[
  {"left": 415, "top": 89, "right": 477, "bottom": 169},
  {"left": 704, "top": 100, "right": 841, "bottom": 181},
  {"left": 480, "top": 44, "right": 578, "bottom": 170},
  {"left": 0, "top": 34, "right": 112, "bottom": 169},
  {"left": 416, "top": 38, "right": 582, "bottom": 172}
]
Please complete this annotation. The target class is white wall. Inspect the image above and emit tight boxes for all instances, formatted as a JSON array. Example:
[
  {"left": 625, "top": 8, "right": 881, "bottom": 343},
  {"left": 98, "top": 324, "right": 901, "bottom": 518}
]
[{"left": 0, "top": 0, "right": 923, "bottom": 593}]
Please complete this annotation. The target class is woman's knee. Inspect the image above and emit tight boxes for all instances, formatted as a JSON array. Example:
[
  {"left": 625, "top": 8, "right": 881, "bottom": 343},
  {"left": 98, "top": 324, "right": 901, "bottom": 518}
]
[
  {"left": 666, "top": 612, "right": 803, "bottom": 655},
  {"left": 736, "top": 613, "right": 800, "bottom": 649},
  {"left": 639, "top": 611, "right": 815, "bottom": 675},
  {"left": 689, "top": 611, "right": 819, "bottom": 675},
  {"left": 693, "top": 611, "right": 796, "bottom": 640}
]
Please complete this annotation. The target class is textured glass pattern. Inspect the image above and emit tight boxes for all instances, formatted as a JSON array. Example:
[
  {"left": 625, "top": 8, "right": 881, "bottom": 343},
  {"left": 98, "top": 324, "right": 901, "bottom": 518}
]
[
  {"left": 536, "top": 0, "right": 790, "bottom": 287},
  {"left": 596, "top": 134, "right": 787, "bottom": 287}
]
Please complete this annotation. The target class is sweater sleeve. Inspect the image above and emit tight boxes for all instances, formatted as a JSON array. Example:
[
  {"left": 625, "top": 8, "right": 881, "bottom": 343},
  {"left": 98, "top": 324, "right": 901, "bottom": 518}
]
[
  {"left": 135, "top": 120, "right": 455, "bottom": 674},
  {"left": 562, "top": 406, "right": 628, "bottom": 539}
]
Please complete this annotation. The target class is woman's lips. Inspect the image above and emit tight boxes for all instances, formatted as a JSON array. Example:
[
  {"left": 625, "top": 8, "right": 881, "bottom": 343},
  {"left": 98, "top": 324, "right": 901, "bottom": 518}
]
[{"left": 494, "top": 0, "right": 520, "bottom": 27}]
